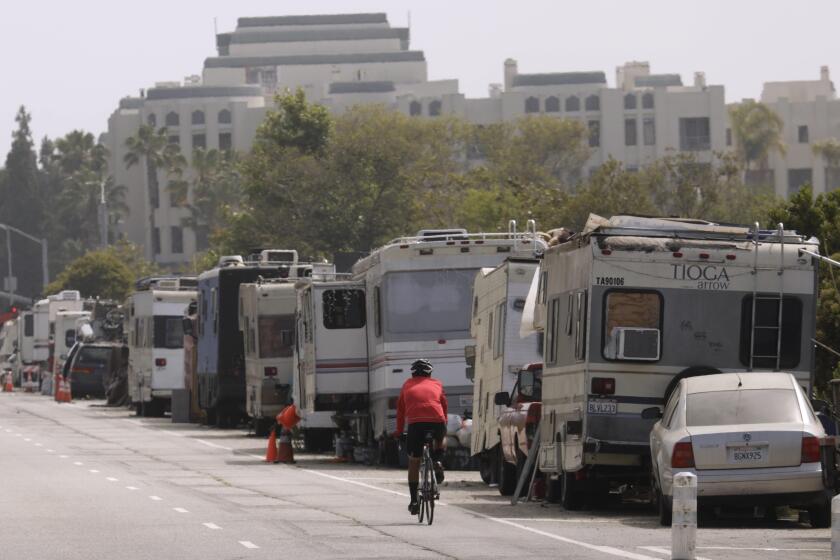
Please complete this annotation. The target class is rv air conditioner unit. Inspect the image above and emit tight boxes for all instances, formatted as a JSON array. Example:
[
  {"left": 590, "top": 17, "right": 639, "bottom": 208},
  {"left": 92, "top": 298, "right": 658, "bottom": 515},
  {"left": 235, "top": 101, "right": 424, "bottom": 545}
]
[
  {"left": 58, "top": 290, "right": 82, "bottom": 301},
  {"left": 259, "top": 249, "right": 298, "bottom": 264},
  {"left": 607, "top": 327, "right": 660, "bottom": 361},
  {"left": 155, "top": 280, "right": 179, "bottom": 290}
]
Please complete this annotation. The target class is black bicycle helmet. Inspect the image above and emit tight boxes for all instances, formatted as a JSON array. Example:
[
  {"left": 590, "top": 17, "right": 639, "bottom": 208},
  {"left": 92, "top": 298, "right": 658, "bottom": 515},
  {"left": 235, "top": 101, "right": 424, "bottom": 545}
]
[{"left": 410, "top": 359, "right": 434, "bottom": 377}]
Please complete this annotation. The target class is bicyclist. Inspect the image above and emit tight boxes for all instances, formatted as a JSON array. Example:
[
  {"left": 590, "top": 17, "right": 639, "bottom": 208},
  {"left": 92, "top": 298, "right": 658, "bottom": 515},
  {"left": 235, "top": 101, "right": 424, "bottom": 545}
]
[{"left": 394, "top": 358, "right": 448, "bottom": 515}]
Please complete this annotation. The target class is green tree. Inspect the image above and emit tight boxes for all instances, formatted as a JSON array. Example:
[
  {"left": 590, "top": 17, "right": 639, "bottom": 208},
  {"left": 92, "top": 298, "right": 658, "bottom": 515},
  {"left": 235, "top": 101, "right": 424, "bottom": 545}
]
[
  {"left": 813, "top": 138, "right": 840, "bottom": 191},
  {"left": 45, "top": 247, "right": 135, "bottom": 301},
  {"left": 259, "top": 89, "right": 332, "bottom": 156},
  {"left": 729, "top": 100, "right": 786, "bottom": 172}
]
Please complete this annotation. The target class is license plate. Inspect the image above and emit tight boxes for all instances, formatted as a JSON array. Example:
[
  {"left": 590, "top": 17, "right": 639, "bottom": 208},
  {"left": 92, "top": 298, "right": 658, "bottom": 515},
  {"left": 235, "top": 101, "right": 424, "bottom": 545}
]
[
  {"left": 728, "top": 445, "right": 767, "bottom": 463},
  {"left": 587, "top": 399, "right": 617, "bottom": 415}
]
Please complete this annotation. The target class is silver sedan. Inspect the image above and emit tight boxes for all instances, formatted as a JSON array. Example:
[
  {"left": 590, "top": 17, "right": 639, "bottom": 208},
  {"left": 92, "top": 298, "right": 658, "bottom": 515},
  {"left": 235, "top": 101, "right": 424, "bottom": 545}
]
[{"left": 644, "top": 371, "right": 833, "bottom": 527}]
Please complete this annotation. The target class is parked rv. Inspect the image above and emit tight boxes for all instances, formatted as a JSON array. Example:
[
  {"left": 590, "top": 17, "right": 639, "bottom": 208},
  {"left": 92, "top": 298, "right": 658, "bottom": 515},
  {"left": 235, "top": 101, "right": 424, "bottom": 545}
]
[
  {"left": 125, "top": 277, "right": 196, "bottom": 417},
  {"left": 182, "top": 301, "right": 202, "bottom": 422},
  {"left": 53, "top": 310, "right": 91, "bottom": 379},
  {"left": 466, "top": 259, "right": 542, "bottom": 489},
  {"left": 533, "top": 215, "right": 818, "bottom": 509}
]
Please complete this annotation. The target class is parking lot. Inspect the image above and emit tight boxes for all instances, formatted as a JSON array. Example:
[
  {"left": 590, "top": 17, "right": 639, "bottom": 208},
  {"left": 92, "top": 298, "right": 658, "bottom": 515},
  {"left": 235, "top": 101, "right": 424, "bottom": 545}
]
[{"left": 0, "top": 392, "right": 831, "bottom": 560}]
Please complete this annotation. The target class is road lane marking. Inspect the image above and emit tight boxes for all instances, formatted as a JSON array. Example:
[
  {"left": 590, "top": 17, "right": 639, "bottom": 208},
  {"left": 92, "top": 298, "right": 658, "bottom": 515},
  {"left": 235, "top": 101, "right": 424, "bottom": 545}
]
[
  {"left": 23, "top": 438, "right": 31, "bottom": 441},
  {"left": 89, "top": 469, "right": 100, "bottom": 474},
  {"left": 149, "top": 495, "right": 162, "bottom": 501},
  {"left": 34, "top": 443, "right": 42, "bottom": 447},
  {"left": 106, "top": 477, "right": 118, "bottom": 482},
  {"left": 46, "top": 449, "right": 54, "bottom": 453},
  {"left": 126, "top": 486, "right": 139, "bottom": 491},
  {"left": 73, "top": 461, "right": 83, "bottom": 466},
  {"left": 239, "top": 541, "right": 259, "bottom": 549},
  {"left": 203, "top": 523, "right": 221, "bottom": 530},
  {"left": 500, "top": 517, "right": 611, "bottom": 523},
  {"left": 640, "top": 546, "right": 712, "bottom": 560},
  {"left": 196, "top": 439, "right": 233, "bottom": 451},
  {"left": 173, "top": 507, "right": 189, "bottom": 513},
  {"left": 15, "top": 433, "right": 22, "bottom": 437},
  {"left": 59, "top": 455, "right": 68, "bottom": 458},
  {"left": 700, "top": 546, "right": 829, "bottom": 552}
]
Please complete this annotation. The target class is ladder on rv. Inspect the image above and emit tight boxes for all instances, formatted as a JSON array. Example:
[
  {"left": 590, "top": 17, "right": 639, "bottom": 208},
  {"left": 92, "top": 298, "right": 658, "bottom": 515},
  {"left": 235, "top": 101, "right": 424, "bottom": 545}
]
[{"left": 748, "top": 223, "right": 786, "bottom": 372}]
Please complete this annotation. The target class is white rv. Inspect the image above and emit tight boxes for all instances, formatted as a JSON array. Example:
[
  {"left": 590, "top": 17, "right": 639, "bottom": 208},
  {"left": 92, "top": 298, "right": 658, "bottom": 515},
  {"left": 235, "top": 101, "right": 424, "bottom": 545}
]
[
  {"left": 0, "top": 318, "right": 18, "bottom": 382},
  {"left": 53, "top": 310, "right": 91, "bottom": 377},
  {"left": 239, "top": 262, "right": 331, "bottom": 435},
  {"left": 125, "top": 279, "right": 196, "bottom": 416},
  {"left": 345, "top": 224, "right": 547, "bottom": 459},
  {"left": 16, "top": 311, "right": 35, "bottom": 383},
  {"left": 468, "top": 259, "right": 542, "bottom": 480},
  {"left": 533, "top": 215, "right": 819, "bottom": 509}
]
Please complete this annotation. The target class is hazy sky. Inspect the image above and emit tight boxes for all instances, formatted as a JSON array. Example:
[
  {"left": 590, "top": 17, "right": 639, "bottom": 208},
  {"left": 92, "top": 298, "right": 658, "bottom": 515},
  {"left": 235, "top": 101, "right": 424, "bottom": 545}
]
[{"left": 2, "top": 0, "right": 839, "bottom": 158}]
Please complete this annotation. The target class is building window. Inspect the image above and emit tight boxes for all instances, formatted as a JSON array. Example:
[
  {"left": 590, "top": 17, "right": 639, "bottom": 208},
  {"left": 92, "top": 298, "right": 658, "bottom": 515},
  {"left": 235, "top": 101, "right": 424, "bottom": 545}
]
[
  {"left": 643, "top": 117, "right": 656, "bottom": 146},
  {"left": 147, "top": 114, "right": 157, "bottom": 127},
  {"left": 565, "top": 95, "right": 580, "bottom": 112},
  {"left": 168, "top": 135, "right": 179, "bottom": 146},
  {"left": 588, "top": 120, "right": 600, "bottom": 147},
  {"left": 624, "top": 118, "right": 637, "bottom": 146},
  {"left": 219, "top": 132, "right": 232, "bottom": 151},
  {"left": 191, "top": 110, "right": 205, "bottom": 126},
  {"left": 428, "top": 100, "right": 442, "bottom": 117},
  {"left": 679, "top": 117, "right": 711, "bottom": 151},
  {"left": 726, "top": 128, "right": 732, "bottom": 146},
  {"left": 218, "top": 109, "right": 231, "bottom": 124},
  {"left": 545, "top": 96, "right": 560, "bottom": 113},
  {"left": 165, "top": 111, "right": 179, "bottom": 127},
  {"left": 409, "top": 100, "right": 422, "bottom": 116},
  {"left": 788, "top": 168, "right": 813, "bottom": 196},
  {"left": 624, "top": 93, "right": 637, "bottom": 110},
  {"left": 192, "top": 133, "right": 206, "bottom": 150},
  {"left": 798, "top": 125, "right": 809, "bottom": 143},
  {"left": 152, "top": 228, "right": 161, "bottom": 255},
  {"left": 826, "top": 167, "right": 840, "bottom": 191},
  {"left": 642, "top": 92, "right": 654, "bottom": 109},
  {"left": 585, "top": 95, "right": 600, "bottom": 111},
  {"left": 171, "top": 226, "right": 183, "bottom": 254},
  {"left": 524, "top": 96, "right": 540, "bottom": 114}
]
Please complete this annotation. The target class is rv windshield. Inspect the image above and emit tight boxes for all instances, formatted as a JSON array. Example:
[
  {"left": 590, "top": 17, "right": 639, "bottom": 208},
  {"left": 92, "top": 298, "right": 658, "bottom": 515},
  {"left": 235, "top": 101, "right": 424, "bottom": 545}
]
[{"left": 383, "top": 269, "right": 477, "bottom": 340}]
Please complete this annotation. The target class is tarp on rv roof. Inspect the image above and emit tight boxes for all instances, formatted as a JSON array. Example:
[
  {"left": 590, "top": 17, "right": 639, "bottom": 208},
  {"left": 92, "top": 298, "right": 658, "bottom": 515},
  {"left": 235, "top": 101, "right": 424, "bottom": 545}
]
[
  {"left": 519, "top": 264, "right": 540, "bottom": 339},
  {"left": 583, "top": 214, "right": 751, "bottom": 236},
  {"left": 600, "top": 236, "right": 752, "bottom": 252}
]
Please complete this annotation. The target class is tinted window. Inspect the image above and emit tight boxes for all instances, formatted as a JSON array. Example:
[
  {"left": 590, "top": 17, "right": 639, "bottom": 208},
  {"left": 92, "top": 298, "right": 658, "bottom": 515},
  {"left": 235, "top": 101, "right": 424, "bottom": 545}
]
[
  {"left": 64, "top": 329, "right": 75, "bottom": 348},
  {"left": 153, "top": 316, "right": 184, "bottom": 349},
  {"left": 24, "top": 314, "right": 34, "bottom": 336},
  {"left": 687, "top": 389, "right": 802, "bottom": 426},
  {"left": 258, "top": 315, "right": 294, "bottom": 358},
  {"left": 518, "top": 369, "right": 542, "bottom": 401},
  {"left": 383, "top": 270, "right": 476, "bottom": 337},
  {"left": 322, "top": 290, "right": 366, "bottom": 329},
  {"left": 739, "top": 296, "right": 802, "bottom": 369},
  {"left": 78, "top": 347, "right": 113, "bottom": 366}
]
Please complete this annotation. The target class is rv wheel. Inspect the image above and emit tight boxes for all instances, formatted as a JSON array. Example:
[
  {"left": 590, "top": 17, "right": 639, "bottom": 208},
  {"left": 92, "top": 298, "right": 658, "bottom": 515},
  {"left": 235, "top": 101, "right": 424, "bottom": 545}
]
[
  {"left": 561, "top": 472, "right": 585, "bottom": 511},
  {"left": 497, "top": 447, "right": 517, "bottom": 496},
  {"left": 479, "top": 450, "right": 496, "bottom": 484}
]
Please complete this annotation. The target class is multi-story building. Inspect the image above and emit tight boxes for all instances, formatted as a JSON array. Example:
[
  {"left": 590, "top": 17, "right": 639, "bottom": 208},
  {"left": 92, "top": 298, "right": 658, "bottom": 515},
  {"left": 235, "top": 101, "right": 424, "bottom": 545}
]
[{"left": 103, "top": 12, "right": 835, "bottom": 266}]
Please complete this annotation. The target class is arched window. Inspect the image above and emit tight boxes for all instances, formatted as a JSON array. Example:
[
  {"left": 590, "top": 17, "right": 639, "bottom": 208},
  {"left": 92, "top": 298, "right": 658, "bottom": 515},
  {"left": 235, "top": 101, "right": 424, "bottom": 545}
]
[
  {"left": 642, "top": 92, "right": 654, "bottom": 110},
  {"left": 409, "top": 101, "right": 422, "bottom": 117},
  {"left": 624, "top": 94, "right": 637, "bottom": 110},
  {"left": 146, "top": 113, "right": 157, "bottom": 127},
  {"left": 165, "top": 111, "right": 179, "bottom": 127},
  {"left": 428, "top": 100, "right": 442, "bottom": 117},
  {"left": 585, "top": 95, "right": 600, "bottom": 111},
  {"left": 218, "top": 109, "right": 231, "bottom": 124},
  {"left": 191, "top": 110, "right": 205, "bottom": 126},
  {"left": 545, "top": 96, "right": 560, "bottom": 113},
  {"left": 565, "top": 95, "right": 580, "bottom": 112},
  {"left": 524, "top": 96, "right": 540, "bottom": 114}
]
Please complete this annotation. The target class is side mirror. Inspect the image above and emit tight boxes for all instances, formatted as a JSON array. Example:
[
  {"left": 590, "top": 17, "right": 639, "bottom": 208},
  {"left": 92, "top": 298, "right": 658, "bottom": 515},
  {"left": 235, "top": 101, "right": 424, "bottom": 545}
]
[
  {"left": 494, "top": 391, "right": 510, "bottom": 406},
  {"left": 641, "top": 407, "right": 663, "bottom": 420}
]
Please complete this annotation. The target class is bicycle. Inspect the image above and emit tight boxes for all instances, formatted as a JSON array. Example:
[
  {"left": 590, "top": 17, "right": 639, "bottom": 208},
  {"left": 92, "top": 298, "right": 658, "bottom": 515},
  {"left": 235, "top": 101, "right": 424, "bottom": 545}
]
[{"left": 416, "top": 433, "right": 439, "bottom": 525}]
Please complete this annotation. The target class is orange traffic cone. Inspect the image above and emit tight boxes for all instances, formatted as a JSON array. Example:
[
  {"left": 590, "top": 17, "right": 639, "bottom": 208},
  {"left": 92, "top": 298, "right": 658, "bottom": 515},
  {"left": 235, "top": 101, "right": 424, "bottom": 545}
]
[
  {"left": 265, "top": 427, "right": 278, "bottom": 463},
  {"left": 2, "top": 372, "right": 12, "bottom": 392},
  {"left": 276, "top": 429, "right": 295, "bottom": 464},
  {"left": 277, "top": 404, "right": 301, "bottom": 431}
]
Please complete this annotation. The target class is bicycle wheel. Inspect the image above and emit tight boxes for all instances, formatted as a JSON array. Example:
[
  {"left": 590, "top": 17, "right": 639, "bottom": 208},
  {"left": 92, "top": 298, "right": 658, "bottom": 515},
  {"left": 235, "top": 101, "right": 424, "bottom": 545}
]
[
  {"left": 426, "top": 477, "right": 435, "bottom": 525},
  {"left": 417, "top": 462, "right": 426, "bottom": 523}
]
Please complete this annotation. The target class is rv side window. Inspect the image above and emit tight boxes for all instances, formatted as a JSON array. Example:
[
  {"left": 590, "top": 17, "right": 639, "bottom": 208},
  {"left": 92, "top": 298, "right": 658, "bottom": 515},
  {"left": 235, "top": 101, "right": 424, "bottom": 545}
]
[
  {"left": 493, "top": 302, "right": 506, "bottom": 359},
  {"left": 574, "top": 291, "right": 587, "bottom": 361},
  {"left": 153, "top": 316, "right": 184, "bottom": 349},
  {"left": 539, "top": 271, "right": 548, "bottom": 304},
  {"left": 322, "top": 289, "right": 366, "bottom": 329},
  {"left": 211, "top": 288, "right": 218, "bottom": 334},
  {"left": 24, "top": 314, "right": 34, "bottom": 336},
  {"left": 739, "top": 295, "right": 802, "bottom": 369},
  {"left": 259, "top": 315, "right": 295, "bottom": 358},
  {"left": 373, "top": 286, "right": 382, "bottom": 338},
  {"left": 603, "top": 291, "right": 662, "bottom": 362},
  {"left": 545, "top": 297, "right": 561, "bottom": 365},
  {"left": 64, "top": 329, "right": 75, "bottom": 349}
]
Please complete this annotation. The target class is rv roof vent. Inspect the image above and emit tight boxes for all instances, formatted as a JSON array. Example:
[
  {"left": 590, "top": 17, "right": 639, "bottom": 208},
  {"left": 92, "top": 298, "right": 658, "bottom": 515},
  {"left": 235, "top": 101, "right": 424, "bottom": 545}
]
[
  {"left": 218, "top": 255, "right": 244, "bottom": 267},
  {"left": 260, "top": 249, "right": 298, "bottom": 264},
  {"left": 415, "top": 229, "right": 468, "bottom": 242},
  {"left": 156, "top": 280, "right": 179, "bottom": 290}
]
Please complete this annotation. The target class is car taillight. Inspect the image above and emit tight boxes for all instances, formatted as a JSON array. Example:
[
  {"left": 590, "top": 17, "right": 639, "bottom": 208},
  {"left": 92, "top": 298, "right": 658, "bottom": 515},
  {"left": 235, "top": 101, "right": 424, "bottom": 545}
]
[
  {"left": 591, "top": 377, "right": 615, "bottom": 395},
  {"left": 155, "top": 358, "right": 166, "bottom": 367},
  {"left": 264, "top": 367, "right": 277, "bottom": 377},
  {"left": 801, "top": 436, "right": 821, "bottom": 463},
  {"left": 671, "top": 441, "right": 695, "bottom": 468}
]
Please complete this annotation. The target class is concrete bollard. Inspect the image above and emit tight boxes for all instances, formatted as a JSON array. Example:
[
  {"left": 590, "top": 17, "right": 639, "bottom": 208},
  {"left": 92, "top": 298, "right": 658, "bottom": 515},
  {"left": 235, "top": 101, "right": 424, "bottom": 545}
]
[
  {"left": 671, "top": 472, "right": 697, "bottom": 560},
  {"left": 832, "top": 494, "right": 840, "bottom": 558}
]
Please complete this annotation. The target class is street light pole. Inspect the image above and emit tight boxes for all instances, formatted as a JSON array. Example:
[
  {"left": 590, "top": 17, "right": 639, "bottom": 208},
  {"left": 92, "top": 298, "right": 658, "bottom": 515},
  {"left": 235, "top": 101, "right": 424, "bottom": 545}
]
[
  {"left": 5, "top": 227, "right": 13, "bottom": 307},
  {"left": 98, "top": 180, "right": 108, "bottom": 247},
  {"left": 0, "top": 223, "right": 49, "bottom": 303}
]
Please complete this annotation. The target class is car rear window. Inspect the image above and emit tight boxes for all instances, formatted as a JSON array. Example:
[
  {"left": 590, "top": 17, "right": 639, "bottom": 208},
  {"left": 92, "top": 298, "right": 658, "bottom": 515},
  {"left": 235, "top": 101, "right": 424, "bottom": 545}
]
[
  {"left": 686, "top": 389, "right": 802, "bottom": 426},
  {"left": 77, "top": 347, "right": 113, "bottom": 366}
]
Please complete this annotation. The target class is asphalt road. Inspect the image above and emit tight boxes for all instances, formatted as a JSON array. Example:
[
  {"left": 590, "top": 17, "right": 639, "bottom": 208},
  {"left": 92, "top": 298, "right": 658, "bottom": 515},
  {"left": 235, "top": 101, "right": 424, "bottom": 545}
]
[{"left": 0, "top": 392, "right": 832, "bottom": 560}]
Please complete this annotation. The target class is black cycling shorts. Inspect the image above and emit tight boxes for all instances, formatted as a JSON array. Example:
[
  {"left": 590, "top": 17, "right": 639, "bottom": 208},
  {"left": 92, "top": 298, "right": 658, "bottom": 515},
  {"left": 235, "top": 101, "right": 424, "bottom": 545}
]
[{"left": 406, "top": 422, "right": 446, "bottom": 458}]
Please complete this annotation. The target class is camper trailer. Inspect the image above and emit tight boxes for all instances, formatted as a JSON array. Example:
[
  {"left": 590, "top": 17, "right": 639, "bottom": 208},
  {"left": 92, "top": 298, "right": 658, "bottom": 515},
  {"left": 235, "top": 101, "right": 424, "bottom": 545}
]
[
  {"left": 197, "top": 259, "right": 293, "bottom": 427},
  {"left": 467, "top": 259, "right": 542, "bottom": 488},
  {"left": 534, "top": 215, "right": 819, "bottom": 509},
  {"left": 239, "top": 263, "right": 331, "bottom": 435},
  {"left": 332, "top": 223, "right": 547, "bottom": 459},
  {"left": 125, "top": 278, "right": 196, "bottom": 416}
]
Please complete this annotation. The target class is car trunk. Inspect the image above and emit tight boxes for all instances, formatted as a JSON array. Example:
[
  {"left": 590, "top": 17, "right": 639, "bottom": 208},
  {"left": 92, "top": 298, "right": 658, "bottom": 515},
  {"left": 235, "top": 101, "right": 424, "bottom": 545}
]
[{"left": 686, "top": 423, "right": 804, "bottom": 470}]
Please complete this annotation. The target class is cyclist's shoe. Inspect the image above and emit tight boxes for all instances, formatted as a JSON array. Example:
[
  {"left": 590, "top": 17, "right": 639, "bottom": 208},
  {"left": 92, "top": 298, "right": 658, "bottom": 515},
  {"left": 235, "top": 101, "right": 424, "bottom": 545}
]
[
  {"left": 408, "top": 501, "right": 420, "bottom": 515},
  {"left": 434, "top": 461, "right": 445, "bottom": 484}
]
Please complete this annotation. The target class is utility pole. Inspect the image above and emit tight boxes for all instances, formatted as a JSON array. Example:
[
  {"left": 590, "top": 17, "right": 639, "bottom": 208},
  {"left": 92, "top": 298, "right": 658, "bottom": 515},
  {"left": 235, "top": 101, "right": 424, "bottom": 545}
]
[
  {"left": 98, "top": 180, "right": 108, "bottom": 247},
  {"left": 0, "top": 223, "right": 49, "bottom": 303},
  {"left": 5, "top": 226, "right": 13, "bottom": 307}
]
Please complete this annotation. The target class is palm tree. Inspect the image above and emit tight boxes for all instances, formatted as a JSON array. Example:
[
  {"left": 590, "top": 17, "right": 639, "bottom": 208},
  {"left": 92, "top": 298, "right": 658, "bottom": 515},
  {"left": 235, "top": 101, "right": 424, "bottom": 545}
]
[{"left": 728, "top": 101, "right": 786, "bottom": 183}]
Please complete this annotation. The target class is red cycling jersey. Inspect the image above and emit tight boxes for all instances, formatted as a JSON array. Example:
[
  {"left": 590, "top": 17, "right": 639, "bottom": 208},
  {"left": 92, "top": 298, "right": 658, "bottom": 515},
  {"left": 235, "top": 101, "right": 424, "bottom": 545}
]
[{"left": 396, "top": 376, "right": 448, "bottom": 435}]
